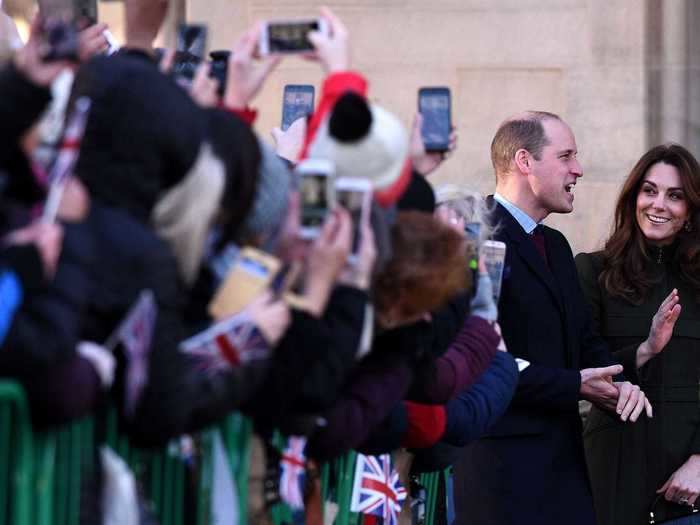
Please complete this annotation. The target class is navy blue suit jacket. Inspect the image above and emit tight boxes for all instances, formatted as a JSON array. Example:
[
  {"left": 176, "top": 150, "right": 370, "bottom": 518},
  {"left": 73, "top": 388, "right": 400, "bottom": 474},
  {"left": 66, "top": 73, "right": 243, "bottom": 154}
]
[{"left": 454, "top": 200, "right": 616, "bottom": 525}]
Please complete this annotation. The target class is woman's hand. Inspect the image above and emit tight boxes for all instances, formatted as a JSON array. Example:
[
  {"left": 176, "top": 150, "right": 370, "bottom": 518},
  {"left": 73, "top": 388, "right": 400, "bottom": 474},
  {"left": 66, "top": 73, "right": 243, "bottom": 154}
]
[
  {"left": 189, "top": 62, "right": 220, "bottom": 108},
  {"left": 5, "top": 221, "right": 64, "bottom": 279},
  {"left": 657, "top": 455, "right": 700, "bottom": 507},
  {"left": 637, "top": 289, "right": 681, "bottom": 368},
  {"left": 307, "top": 6, "right": 350, "bottom": 73},
  {"left": 271, "top": 117, "right": 307, "bottom": 163},
  {"left": 245, "top": 291, "right": 291, "bottom": 346},
  {"left": 410, "top": 113, "right": 458, "bottom": 176},
  {"left": 224, "top": 23, "right": 281, "bottom": 110},
  {"left": 303, "top": 208, "right": 352, "bottom": 316},
  {"left": 338, "top": 213, "right": 376, "bottom": 290}
]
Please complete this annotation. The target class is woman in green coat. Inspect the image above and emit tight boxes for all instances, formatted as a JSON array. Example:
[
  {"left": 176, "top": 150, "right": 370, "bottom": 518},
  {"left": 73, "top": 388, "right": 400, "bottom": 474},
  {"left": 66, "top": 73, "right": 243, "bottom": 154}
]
[{"left": 576, "top": 143, "right": 700, "bottom": 524}]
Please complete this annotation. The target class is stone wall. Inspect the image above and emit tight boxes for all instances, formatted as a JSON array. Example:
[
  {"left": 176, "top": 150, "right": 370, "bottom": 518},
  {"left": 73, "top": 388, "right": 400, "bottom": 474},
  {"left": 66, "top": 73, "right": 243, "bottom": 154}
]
[
  {"left": 183, "top": 0, "right": 700, "bottom": 254},
  {"left": 6, "top": 0, "right": 699, "bottom": 253}
]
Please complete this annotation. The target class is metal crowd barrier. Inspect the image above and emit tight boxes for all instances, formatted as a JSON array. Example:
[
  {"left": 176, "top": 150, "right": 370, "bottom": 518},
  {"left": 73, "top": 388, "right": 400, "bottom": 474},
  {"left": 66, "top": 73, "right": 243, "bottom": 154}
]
[{"left": 0, "top": 380, "right": 447, "bottom": 524}]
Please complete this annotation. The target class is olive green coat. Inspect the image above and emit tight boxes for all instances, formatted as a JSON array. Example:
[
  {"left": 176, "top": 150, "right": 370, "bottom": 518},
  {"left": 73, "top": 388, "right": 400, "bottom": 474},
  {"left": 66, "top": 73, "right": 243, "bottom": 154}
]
[{"left": 576, "top": 250, "right": 700, "bottom": 525}]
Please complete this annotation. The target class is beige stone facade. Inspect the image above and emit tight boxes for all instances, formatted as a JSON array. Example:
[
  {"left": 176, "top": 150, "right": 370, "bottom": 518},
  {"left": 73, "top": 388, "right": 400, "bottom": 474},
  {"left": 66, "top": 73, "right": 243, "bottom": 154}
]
[
  {"left": 5, "top": 0, "right": 699, "bottom": 252},
  {"left": 184, "top": 0, "right": 700, "bottom": 253}
]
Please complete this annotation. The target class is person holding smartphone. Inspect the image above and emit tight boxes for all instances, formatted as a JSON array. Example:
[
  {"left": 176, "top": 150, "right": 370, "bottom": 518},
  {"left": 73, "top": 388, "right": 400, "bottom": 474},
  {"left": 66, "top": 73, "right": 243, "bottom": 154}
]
[{"left": 453, "top": 112, "right": 653, "bottom": 525}]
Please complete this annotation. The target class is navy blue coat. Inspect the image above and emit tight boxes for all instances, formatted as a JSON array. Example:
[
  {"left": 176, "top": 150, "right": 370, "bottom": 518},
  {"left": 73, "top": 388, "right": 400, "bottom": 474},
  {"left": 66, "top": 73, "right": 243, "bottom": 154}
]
[{"left": 454, "top": 201, "right": 616, "bottom": 525}]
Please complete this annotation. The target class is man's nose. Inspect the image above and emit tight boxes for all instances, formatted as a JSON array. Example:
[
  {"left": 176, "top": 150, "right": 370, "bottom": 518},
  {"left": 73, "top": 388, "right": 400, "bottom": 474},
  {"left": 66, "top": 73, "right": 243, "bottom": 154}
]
[{"left": 571, "top": 158, "right": 583, "bottom": 177}]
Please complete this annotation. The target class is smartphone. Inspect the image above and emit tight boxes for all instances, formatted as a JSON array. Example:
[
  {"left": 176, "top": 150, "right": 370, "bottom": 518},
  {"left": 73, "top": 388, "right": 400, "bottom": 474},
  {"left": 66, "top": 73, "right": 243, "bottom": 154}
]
[
  {"left": 335, "top": 177, "right": 372, "bottom": 264},
  {"left": 258, "top": 18, "right": 328, "bottom": 55},
  {"left": 208, "top": 248, "right": 281, "bottom": 320},
  {"left": 282, "top": 84, "right": 315, "bottom": 131},
  {"left": 37, "top": 0, "right": 80, "bottom": 61},
  {"left": 209, "top": 50, "right": 231, "bottom": 97},
  {"left": 177, "top": 23, "right": 208, "bottom": 58},
  {"left": 74, "top": 0, "right": 98, "bottom": 23},
  {"left": 296, "top": 159, "right": 335, "bottom": 239},
  {"left": 482, "top": 240, "right": 507, "bottom": 303},
  {"left": 418, "top": 87, "right": 452, "bottom": 152}
]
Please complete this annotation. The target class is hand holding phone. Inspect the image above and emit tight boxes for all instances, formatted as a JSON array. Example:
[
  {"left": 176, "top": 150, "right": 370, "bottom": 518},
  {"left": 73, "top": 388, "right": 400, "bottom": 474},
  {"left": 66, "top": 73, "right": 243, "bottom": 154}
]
[
  {"left": 208, "top": 248, "right": 282, "bottom": 320},
  {"left": 37, "top": 0, "right": 80, "bottom": 62},
  {"left": 482, "top": 240, "right": 507, "bottom": 303},
  {"left": 334, "top": 177, "right": 372, "bottom": 264},
  {"left": 282, "top": 84, "right": 315, "bottom": 131},
  {"left": 418, "top": 87, "right": 452, "bottom": 153},
  {"left": 305, "top": 6, "right": 350, "bottom": 73},
  {"left": 258, "top": 18, "right": 328, "bottom": 55},
  {"left": 224, "top": 23, "right": 282, "bottom": 110},
  {"left": 296, "top": 159, "right": 336, "bottom": 239}
]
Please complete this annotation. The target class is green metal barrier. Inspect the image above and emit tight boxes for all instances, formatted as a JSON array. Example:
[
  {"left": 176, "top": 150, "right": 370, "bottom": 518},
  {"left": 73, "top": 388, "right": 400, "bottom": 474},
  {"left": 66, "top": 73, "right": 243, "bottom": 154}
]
[
  {"left": 0, "top": 381, "right": 33, "bottom": 525},
  {"left": 0, "top": 380, "right": 450, "bottom": 525}
]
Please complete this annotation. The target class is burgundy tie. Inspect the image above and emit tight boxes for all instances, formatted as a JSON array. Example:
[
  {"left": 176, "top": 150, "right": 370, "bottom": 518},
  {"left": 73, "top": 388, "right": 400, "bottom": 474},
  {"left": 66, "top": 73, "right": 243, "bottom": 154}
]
[{"left": 531, "top": 226, "right": 549, "bottom": 267}]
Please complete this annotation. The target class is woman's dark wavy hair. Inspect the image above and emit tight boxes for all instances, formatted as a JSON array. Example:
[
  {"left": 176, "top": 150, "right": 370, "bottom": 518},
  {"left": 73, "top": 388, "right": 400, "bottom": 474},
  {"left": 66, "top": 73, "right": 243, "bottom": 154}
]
[{"left": 600, "top": 143, "right": 700, "bottom": 304}]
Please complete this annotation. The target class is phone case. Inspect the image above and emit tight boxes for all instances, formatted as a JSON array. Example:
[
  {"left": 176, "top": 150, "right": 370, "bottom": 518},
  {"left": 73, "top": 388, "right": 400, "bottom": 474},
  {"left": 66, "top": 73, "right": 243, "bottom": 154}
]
[
  {"left": 208, "top": 248, "right": 281, "bottom": 320},
  {"left": 482, "top": 240, "right": 507, "bottom": 302}
]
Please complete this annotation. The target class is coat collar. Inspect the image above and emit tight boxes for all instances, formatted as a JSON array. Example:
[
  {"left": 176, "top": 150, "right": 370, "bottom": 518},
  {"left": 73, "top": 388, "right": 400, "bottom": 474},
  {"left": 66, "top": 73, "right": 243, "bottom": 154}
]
[{"left": 488, "top": 196, "right": 565, "bottom": 311}]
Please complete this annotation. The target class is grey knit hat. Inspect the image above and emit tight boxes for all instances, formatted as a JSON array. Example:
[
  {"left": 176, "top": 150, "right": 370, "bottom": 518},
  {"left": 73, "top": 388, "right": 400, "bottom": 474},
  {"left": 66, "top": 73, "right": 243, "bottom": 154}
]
[{"left": 242, "top": 139, "right": 292, "bottom": 245}]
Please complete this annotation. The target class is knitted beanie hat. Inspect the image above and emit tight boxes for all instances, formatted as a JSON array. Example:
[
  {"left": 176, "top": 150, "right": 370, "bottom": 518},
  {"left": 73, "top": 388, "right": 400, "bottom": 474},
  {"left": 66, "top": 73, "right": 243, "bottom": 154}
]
[
  {"left": 242, "top": 139, "right": 292, "bottom": 245},
  {"left": 308, "top": 92, "right": 411, "bottom": 207}
]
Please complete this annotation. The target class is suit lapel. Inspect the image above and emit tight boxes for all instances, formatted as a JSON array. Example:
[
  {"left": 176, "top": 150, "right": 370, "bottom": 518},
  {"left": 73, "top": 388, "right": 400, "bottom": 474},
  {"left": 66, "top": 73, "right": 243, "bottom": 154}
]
[{"left": 490, "top": 201, "right": 565, "bottom": 312}]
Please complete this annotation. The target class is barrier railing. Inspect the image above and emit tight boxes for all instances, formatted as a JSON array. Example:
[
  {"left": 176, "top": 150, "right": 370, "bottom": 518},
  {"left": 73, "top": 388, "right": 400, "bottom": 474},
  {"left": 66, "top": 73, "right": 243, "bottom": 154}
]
[{"left": 0, "top": 381, "right": 447, "bottom": 524}]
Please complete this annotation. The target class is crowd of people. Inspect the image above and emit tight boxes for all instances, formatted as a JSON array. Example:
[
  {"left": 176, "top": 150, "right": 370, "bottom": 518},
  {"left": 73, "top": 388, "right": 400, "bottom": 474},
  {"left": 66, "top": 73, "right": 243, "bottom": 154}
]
[{"left": 1, "top": 1, "right": 699, "bottom": 524}]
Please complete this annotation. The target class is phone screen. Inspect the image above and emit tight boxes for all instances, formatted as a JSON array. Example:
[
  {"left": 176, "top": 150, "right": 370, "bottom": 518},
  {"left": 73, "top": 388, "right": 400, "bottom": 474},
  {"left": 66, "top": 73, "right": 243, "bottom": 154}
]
[
  {"left": 268, "top": 21, "right": 319, "bottom": 53},
  {"left": 177, "top": 24, "right": 208, "bottom": 58},
  {"left": 300, "top": 174, "right": 329, "bottom": 229},
  {"left": 209, "top": 50, "right": 230, "bottom": 97},
  {"left": 336, "top": 188, "right": 366, "bottom": 255},
  {"left": 282, "top": 85, "right": 315, "bottom": 131},
  {"left": 419, "top": 89, "right": 451, "bottom": 152},
  {"left": 38, "top": 0, "right": 80, "bottom": 61},
  {"left": 74, "top": 0, "right": 97, "bottom": 22},
  {"left": 482, "top": 241, "right": 507, "bottom": 302}
]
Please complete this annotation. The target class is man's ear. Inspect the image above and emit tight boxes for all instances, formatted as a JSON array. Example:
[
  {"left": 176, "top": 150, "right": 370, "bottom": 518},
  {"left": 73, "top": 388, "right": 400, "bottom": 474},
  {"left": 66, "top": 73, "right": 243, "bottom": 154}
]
[{"left": 514, "top": 148, "right": 532, "bottom": 174}]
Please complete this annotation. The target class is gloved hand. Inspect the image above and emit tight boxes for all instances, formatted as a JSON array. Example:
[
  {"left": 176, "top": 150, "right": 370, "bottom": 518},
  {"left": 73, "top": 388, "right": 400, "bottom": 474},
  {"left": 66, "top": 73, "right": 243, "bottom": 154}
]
[{"left": 469, "top": 272, "right": 498, "bottom": 322}]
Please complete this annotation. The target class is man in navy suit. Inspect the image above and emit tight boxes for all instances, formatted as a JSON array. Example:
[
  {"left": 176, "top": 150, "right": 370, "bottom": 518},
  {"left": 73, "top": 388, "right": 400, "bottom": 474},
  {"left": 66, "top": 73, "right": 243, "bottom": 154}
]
[{"left": 453, "top": 112, "right": 652, "bottom": 525}]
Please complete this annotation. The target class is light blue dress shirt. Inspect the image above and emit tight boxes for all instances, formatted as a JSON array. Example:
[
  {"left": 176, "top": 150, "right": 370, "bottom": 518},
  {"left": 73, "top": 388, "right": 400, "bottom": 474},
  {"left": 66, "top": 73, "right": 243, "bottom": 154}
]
[{"left": 493, "top": 193, "right": 539, "bottom": 235}]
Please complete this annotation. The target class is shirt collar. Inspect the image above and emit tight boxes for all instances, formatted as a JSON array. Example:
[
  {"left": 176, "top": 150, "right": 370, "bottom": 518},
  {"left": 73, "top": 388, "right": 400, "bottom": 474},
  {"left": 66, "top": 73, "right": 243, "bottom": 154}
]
[{"left": 494, "top": 193, "right": 539, "bottom": 235}]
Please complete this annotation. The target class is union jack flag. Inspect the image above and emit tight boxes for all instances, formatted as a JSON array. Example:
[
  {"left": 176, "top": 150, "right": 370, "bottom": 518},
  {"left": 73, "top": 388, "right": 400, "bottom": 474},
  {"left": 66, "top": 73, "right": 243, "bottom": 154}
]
[
  {"left": 179, "top": 311, "right": 270, "bottom": 373},
  {"left": 106, "top": 289, "right": 157, "bottom": 417},
  {"left": 350, "top": 453, "right": 407, "bottom": 525},
  {"left": 279, "top": 436, "right": 307, "bottom": 510},
  {"left": 42, "top": 97, "right": 91, "bottom": 224}
]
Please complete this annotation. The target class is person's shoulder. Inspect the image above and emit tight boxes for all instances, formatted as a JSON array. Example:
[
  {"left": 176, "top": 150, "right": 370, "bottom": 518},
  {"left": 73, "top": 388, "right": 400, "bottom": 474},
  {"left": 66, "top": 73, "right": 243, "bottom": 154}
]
[{"left": 574, "top": 250, "right": 605, "bottom": 277}]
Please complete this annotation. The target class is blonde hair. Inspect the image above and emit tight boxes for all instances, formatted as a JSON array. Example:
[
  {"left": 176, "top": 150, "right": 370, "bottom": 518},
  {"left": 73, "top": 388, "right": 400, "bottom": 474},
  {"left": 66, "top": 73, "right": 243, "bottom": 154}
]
[
  {"left": 434, "top": 184, "right": 497, "bottom": 246},
  {"left": 0, "top": 11, "right": 22, "bottom": 64}
]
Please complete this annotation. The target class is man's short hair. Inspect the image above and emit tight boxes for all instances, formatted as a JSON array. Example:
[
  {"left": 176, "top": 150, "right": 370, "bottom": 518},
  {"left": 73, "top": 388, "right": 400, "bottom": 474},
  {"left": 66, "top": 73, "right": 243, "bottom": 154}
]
[{"left": 490, "top": 111, "right": 561, "bottom": 176}]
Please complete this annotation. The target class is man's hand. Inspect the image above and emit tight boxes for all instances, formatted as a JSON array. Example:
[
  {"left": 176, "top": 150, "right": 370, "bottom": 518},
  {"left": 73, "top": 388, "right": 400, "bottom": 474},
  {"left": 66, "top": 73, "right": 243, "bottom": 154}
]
[
  {"left": 307, "top": 6, "right": 350, "bottom": 73},
  {"left": 580, "top": 365, "right": 652, "bottom": 422},
  {"left": 224, "top": 23, "right": 281, "bottom": 110},
  {"left": 658, "top": 455, "right": 700, "bottom": 506},
  {"left": 410, "top": 113, "right": 458, "bottom": 176},
  {"left": 580, "top": 364, "right": 621, "bottom": 411},
  {"left": 637, "top": 288, "right": 681, "bottom": 368}
]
